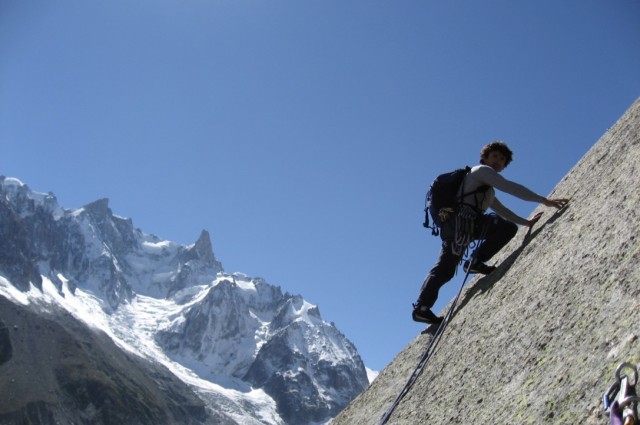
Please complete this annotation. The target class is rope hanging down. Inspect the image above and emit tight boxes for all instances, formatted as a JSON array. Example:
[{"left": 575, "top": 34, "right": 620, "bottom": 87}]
[
  {"left": 377, "top": 262, "right": 474, "bottom": 425},
  {"left": 377, "top": 221, "right": 488, "bottom": 425}
]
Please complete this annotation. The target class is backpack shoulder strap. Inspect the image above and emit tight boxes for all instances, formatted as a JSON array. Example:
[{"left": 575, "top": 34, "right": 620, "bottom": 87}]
[{"left": 458, "top": 166, "right": 490, "bottom": 209}]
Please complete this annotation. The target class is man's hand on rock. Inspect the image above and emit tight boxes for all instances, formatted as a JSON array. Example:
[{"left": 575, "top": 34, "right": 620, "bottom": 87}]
[
  {"left": 526, "top": 212, "right": 544, "bottom": 228},
  {"left": 543, "top": 198, "right": 569, "bottom": 209}
]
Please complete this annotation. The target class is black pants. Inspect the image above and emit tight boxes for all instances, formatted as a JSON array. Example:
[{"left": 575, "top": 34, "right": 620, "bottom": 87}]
[{"left": 417, "top": 213, "right": 518, "bottom": 309}]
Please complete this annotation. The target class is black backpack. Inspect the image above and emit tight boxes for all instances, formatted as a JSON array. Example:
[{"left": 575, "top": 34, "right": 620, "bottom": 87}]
[{"left": 423, "top": 166, "right": 487, "bottom": 236}]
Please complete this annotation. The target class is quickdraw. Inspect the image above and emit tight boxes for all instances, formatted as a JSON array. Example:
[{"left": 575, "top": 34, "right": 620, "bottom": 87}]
[
  {"left": 604, "top": 362, "right": 640, "bottom": 425},
  {"left": 453, "top": 205, "right": 478, "bottom": 256}
]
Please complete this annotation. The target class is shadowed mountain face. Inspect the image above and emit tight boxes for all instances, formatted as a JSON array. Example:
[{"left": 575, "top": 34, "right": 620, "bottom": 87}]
[
  {"left": 0, "top": 297, "right": 211, "bottom": 425},
  {"left": 333, "top": 97, "right": 640, "bottom": 425}
]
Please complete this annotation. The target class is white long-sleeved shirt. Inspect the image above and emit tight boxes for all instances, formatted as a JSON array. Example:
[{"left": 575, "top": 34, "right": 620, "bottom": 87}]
[{"left": 457, "top": 165, "right": 546, "bottom": 225}]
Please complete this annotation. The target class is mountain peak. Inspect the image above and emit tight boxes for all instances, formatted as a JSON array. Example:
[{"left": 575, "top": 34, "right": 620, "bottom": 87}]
[
  {"left": 193, "top": 229, "right": 216, "bottom": 264},
  {"left": 0, "top": 176, "right": 61, "bottom": 218},
  {"left": 0, "top": 176, "right": 26, "bottom": 191},
  {"left": 171, "top": 230, "right": 224, "bottom": 286},
  {"left": 83, "top": 198, "right": 111, "bottom": 218}
]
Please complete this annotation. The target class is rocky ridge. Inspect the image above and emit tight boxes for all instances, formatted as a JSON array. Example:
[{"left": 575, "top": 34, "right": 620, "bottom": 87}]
[
  {"left": 0, "top": 175, "right": 369, "bottom": 424},
  {"left": 332, "top": 97, "right": 640, "bottom": 424}
]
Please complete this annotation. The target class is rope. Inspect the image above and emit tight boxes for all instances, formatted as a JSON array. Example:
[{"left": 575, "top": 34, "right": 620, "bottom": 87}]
[
  {"left": 377, "top": 265, "right": 473, "bottom": 425},
  {"left": 378, "top": 222, "right": 489, "bottom": 425}
]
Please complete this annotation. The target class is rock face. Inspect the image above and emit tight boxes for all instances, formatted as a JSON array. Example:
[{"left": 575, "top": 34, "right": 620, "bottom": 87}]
[
  {"left": 332, "top": 97, "right": 640, "bottom": 424},
  {"left": 0, "top": 190, "right": 45, "bottom": 291},
  {"left": 243, "top": 295, "right": 369, "bottom": 424}
]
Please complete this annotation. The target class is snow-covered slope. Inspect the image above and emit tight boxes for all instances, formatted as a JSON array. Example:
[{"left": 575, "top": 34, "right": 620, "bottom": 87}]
[{"left": 0, "top": 176, "right": 370, "bottom": 425}]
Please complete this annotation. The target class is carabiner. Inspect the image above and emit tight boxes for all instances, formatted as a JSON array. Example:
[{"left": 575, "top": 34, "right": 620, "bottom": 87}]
[
  {"left": 605, "top": 363, "right": 640, "bottom": 417},
  {"left": 616, "top": 363, "right": 640, "bottom": 425},
  {"left": 606, "top": 380, "right": 622, "bottom": 415},
  {"left": 617, "top": 363, "right": 639, "bottom": 387}
]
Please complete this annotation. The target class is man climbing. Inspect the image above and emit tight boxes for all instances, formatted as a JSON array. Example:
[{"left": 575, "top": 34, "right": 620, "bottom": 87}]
[{"left": 413, "top": 141, "right": 569, "bottom": 325}]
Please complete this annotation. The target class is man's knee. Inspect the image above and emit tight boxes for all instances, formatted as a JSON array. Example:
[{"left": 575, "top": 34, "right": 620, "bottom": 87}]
[
  {"left": 492, "top": 216, "right": 517, "bottom": 241},
  {"left": 439, "top": 264, "right": 458, "bottom": 282},
  {"left": 505, "top": 220, "right": 518, "bottom": 240}
]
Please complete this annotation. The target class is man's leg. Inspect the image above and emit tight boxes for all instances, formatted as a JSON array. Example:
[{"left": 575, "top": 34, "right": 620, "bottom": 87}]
[
  {"left": 471, "top": 213, "right": 518, "bottom": 264},
  {"left": 415, "top": 241, "right": 460, "bottom": 310}
]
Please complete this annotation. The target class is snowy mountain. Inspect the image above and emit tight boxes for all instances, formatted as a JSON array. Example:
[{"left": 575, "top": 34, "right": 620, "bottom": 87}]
[{"left": 0, "top": 176, "right": 370, "bottom": 425}]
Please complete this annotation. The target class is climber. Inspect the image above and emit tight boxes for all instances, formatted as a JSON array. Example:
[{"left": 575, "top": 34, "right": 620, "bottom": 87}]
[{"left": 412, "top": 141, "right": 569, "bottom": 324}]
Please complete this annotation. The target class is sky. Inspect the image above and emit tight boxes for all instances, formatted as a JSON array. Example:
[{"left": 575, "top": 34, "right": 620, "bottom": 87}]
[{"left": 1, "top": 1, "right": 639, "bottom": 372}]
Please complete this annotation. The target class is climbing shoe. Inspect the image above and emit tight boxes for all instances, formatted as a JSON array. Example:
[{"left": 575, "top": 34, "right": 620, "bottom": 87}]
[
  {"left": 463, "top": 260, "right": 496, "bottom": 275},
  {"left": 412, "top": 304, "right": 443, "bottom": 325}
]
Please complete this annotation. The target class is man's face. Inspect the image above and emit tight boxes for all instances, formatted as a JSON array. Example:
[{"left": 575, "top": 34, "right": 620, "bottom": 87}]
[{"left": 484, "top": 150, "right": 507, "bottom": 172}]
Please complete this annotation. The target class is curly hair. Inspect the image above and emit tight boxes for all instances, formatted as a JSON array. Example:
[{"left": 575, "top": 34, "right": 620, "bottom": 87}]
[{"left": 480, "top": 140, "right": 513, "bottom": 168}]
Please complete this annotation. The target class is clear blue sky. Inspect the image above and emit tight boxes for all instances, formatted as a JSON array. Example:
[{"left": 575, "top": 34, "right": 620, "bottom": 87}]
[{"left": 2, "top": 1, "right": 639, "bottom": 372}]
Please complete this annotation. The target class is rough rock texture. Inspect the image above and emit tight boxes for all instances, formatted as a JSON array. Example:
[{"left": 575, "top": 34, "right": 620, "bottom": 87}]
[
  {"left": 243, "top": 295, "right": 369, "bottom": 424},
  {"left": 333, "top": 97, "right": 640, "bottom": 425},
  {"left": 0, "top": 196, "right": 43, "bottom": 291},
  {"left": 0, "top": 296, "right": 213, "bottom": 425}
]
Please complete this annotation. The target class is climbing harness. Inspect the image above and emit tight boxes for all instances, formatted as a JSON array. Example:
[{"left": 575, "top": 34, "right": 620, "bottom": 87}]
[
  {"left": 604, "top": 362, "right": 640, "bottom": 425},
  {"left": 378, "top": 223, "right": 490, "bottom": 425}
]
